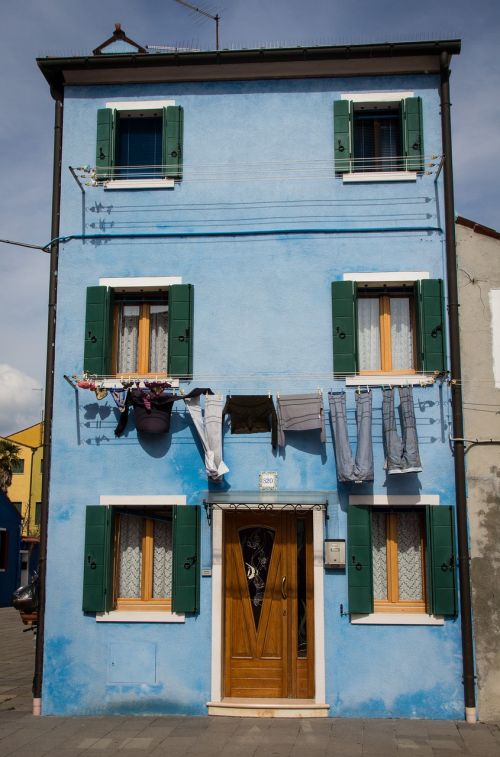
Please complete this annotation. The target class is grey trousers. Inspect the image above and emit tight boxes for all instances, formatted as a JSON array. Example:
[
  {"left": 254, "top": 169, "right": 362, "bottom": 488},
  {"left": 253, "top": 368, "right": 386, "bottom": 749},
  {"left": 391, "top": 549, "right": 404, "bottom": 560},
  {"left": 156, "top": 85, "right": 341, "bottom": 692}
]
[
  {"left": 185, "top": 395, "right": 229, "bottom": 481},
  {"left": 382, "top": 387, "right": 422, "bottom": 474},
  {"left": 329, "top": 392, "right": 374, "bottom": 483}
]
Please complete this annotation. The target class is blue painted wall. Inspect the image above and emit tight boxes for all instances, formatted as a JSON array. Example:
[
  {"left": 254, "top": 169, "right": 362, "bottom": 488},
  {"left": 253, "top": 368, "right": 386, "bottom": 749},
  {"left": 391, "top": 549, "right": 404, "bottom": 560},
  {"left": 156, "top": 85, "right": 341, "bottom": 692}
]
[
  {"left": 0, "top": 492, "right": 21, "bottom": 607},
  {"left": 42, "top": 71, "right": 464, "bottom": 717}
]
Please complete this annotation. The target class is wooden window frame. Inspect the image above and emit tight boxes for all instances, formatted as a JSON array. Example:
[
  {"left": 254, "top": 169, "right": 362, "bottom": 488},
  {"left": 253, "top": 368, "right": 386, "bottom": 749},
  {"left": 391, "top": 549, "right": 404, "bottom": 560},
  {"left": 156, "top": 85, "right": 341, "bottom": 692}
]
[
  {"left": 114, "top": 511, "right": 172, "bottom": 612},
  {"left": 111, "top": 297, "right": 168, "bottom": 378},
  {"left": 374, "top": 509, "right": 427, "bottom": 614},
  {"left": 358, "top": 291, "right": 417, "bottom": 375}
]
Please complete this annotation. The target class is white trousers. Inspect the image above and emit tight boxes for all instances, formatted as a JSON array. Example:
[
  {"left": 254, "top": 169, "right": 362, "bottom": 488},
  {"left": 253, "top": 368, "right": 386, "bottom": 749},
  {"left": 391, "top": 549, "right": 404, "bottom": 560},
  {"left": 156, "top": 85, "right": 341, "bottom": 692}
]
[{"left": 185, "top": 395, "right": 229, "bottom": 480}]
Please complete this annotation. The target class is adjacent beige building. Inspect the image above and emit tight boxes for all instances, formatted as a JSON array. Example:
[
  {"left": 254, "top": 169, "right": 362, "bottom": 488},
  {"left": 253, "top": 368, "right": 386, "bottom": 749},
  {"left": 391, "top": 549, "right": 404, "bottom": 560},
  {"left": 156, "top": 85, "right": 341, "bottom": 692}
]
[{"left": 456, "top": 216, "right": 500, "bottom": 721}]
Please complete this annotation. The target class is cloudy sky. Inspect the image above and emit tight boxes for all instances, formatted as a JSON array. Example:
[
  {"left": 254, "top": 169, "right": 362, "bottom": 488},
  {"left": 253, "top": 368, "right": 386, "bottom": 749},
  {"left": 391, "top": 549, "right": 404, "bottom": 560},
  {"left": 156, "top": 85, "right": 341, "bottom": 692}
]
[{"left": 0, "top": 0, "right": 498, "bottom": 435}]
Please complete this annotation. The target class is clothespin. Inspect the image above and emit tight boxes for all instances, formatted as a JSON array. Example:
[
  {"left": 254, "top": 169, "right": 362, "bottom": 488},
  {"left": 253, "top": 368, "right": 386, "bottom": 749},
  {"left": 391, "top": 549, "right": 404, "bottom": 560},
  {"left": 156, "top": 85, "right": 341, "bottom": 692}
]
[
  {"left": 268, "top": 389, "right": 271, "bottom": 399},
  {"left": 277, "top": 391, "right": 280, "bottom": 399}
]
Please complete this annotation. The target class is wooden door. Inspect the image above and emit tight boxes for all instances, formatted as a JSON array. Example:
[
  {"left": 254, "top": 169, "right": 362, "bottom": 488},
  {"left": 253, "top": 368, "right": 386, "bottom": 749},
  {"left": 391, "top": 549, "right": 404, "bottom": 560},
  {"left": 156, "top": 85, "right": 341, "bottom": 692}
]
[{"left": 223, "top": 510, "right": 314, "bottom": 699}]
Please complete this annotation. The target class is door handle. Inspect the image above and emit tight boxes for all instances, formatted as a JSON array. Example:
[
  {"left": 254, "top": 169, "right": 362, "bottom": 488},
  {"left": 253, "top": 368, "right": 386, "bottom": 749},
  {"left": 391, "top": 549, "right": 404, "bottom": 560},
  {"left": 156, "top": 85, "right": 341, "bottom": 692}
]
[{"left": 281, "top": 576, "right": 287, "bottom": 599}]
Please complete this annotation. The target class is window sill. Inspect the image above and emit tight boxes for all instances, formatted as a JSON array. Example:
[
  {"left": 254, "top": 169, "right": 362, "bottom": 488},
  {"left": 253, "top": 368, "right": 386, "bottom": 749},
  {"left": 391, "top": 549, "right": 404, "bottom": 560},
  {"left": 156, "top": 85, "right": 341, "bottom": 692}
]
[
  {"left": 345, "top": 374, "right": 435, "bottom": 387},
  {"left": 351, "top": 613, "right": 444, "bottom": 626},
  {"left": 342, "top": 171, "right": 417, "bottom": 183},
  {"left": 103, "top": 179, "right": 175, "bottom": 190},
  {"left": 88, "top": 378, "right": 180, "bottom": 389},
  {"left": 96, "top": 610, "right": 185, "bottom": 623}
]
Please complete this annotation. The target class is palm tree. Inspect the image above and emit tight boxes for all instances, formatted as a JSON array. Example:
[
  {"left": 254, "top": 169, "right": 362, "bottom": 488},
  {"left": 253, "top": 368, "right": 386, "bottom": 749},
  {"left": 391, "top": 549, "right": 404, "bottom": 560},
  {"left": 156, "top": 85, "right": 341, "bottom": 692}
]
[{"left": 0, "top": 439, "right": 21, "bottom": 494}]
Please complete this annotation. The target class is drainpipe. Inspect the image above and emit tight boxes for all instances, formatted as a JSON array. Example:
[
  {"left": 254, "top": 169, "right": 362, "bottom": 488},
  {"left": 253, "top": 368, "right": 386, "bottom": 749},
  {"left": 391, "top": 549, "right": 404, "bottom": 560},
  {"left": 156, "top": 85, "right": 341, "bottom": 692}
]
[
  {"left": 440, "top": 51, "right": 476, "bottom": 723},
  {"left": 32, "top": 85, "right": 64, "bottom": 716}
]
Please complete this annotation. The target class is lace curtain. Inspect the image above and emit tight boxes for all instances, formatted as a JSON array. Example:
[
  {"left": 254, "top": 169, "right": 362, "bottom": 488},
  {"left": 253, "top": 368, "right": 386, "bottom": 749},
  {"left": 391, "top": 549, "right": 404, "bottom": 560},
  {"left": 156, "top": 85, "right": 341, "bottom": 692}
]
[
  {"left": 371, "top": 511, "right": 423, "bottom": 602},
  {"left": 118, "top": 513, "right": 142, "bottom": 598},
  {"left": 358, "top": 296, "right": 413, "bottom": 370},
  {"left": 149, "top": 304, "right": 168, "bottom": 373},
  {"left": 152, "top": 519, "right": 173, "bottom": 598},
  {"left": 117, "top": 305, "right": 139, "bottom": 373},
  {"left": 397, "top": 511, "right": 423, "bottom": 601},
  {"left": 372, "top": 511, "right": 388, "bottom": 600},
  {"left": 390, "top": 298, "right": 413, "bottom": 370},
  {"left": 118, "top": 513, "right": 173, "bottom": 599},
  {"left": 358, "top": 298, "right": 381, "bottom": 371}
]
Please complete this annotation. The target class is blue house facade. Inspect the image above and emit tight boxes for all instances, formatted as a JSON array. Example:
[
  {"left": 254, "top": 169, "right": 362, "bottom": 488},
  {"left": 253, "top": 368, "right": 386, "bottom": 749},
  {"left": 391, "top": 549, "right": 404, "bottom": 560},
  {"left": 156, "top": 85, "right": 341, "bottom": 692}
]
[
  {"left": 0, "top": 492, "right": 22, "bottom": 607},
  {"left": 37, "top": 33, "right": 468, "bottom": 719}
]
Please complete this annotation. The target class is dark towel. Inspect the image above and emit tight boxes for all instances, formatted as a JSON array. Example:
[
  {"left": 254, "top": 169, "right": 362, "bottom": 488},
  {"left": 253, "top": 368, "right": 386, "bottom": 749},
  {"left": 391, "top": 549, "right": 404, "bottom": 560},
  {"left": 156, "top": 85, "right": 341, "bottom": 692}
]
[{"left": 222, "top": 395, "right": 277, "bottom": 449}]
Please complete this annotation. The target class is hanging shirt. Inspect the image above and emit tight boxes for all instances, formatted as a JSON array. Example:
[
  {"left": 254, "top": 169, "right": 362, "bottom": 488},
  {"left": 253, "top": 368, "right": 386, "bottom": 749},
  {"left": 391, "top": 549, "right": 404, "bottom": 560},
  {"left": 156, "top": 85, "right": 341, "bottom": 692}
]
[
  {"left": 276, "top": 393, "right": 326, "bottom": 448},
  {"left": 222, "top": 395, "right": 278, "bottom": 449}
]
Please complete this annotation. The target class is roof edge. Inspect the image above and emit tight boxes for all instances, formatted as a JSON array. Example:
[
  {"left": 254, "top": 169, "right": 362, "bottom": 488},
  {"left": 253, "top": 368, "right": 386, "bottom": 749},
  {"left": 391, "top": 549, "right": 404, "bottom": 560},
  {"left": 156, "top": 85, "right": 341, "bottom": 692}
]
[
  {"left": 37, "top": 38, "right": 461, "bottom": 92},
  {"left": 456, "top": 216, "right": 500, "bottom": 241}
]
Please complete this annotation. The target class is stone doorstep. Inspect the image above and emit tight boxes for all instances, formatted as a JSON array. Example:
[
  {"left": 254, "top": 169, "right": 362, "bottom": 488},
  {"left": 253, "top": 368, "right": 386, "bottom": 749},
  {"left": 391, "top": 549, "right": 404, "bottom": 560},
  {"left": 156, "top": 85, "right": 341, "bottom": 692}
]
[{"left": 207, "top": 699, "right": 330, "bottom": 718}]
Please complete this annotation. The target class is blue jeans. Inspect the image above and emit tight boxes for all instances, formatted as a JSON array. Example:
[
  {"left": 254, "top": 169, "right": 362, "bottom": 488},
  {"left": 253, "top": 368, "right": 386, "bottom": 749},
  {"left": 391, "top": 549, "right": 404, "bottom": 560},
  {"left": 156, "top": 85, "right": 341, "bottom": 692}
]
[
  {"left": 382, "top": 387, "right": 422, "bottom": 474},
  {"left": 329, "top": 392, "right": 374, "bottom": 483}
]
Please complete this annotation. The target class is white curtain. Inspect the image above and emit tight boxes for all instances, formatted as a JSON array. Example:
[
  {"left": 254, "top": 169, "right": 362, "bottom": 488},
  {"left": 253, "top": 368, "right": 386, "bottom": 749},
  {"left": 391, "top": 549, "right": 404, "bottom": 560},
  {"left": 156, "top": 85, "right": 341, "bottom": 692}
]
[
  {"left": 371, "top": 511, "right": 388, "bottom": 600},
  {"left": 358, "top": 298, "right": 381, "bottom": 371},
  {"left": 390, "top": 298, "right": 413, "bottom": 370},
  {"left": 397, "top": 512, "right": 423, "bottom": 601},
  {"left": 118, "top": 513, "right": 142, "bottom": 598},
  {"left": 152, "top": 518, "right": 173, "bottom": 598},
  {"left": 117, "top": 304, "right": 139, "bottom": 372},
  {"left": 149, "top": 304, "right": 168, "bottom": 373}
]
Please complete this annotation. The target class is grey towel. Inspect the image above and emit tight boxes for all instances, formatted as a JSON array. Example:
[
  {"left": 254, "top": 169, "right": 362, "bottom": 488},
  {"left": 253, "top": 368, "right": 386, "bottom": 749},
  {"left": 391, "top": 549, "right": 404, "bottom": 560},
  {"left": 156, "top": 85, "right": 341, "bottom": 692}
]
[{"left": 277, "top": 393, "right": 326, "bottom": 448}]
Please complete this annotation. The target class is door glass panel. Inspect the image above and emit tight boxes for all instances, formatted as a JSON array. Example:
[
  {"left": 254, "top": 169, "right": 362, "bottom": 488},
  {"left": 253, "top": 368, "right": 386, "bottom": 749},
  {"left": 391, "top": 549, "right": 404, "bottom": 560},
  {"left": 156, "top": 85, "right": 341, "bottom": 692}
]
[
  {"left": 239, "top": 527, "right": 275, "bottom": 628},
  {"left": 297, "top": 518, "right": 307, "bottom": 658}
]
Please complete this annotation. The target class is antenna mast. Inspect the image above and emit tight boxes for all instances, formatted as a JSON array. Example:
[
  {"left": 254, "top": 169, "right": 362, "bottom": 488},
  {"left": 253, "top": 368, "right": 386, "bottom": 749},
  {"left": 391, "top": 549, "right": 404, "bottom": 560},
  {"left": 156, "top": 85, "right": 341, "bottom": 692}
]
[{"left": 173, "top": 0, "right": 220, "bottom": 50}]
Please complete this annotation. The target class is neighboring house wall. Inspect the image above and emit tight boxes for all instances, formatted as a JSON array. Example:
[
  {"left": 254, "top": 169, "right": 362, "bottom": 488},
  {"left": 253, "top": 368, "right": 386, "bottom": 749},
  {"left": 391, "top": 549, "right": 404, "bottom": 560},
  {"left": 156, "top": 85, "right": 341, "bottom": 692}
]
[
  {"left": 0, "top": 492, "right": 22, "bottom": 607},
  {"left": 7, "top": 422, "right": 44, "bottom": 537},
  {"left": 38, "top": 41, "right": 464, "bottom": 718},
  {"left": 456, "top": 218, "right": 500, "bottom": 721}
]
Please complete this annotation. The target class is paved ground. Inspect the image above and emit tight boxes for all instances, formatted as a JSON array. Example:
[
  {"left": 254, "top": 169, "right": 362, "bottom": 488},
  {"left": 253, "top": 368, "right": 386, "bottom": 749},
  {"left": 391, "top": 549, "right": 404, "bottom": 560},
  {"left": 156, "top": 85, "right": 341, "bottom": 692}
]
[{"left": 1, "top": 608, "right": 500, "bottom": 756}]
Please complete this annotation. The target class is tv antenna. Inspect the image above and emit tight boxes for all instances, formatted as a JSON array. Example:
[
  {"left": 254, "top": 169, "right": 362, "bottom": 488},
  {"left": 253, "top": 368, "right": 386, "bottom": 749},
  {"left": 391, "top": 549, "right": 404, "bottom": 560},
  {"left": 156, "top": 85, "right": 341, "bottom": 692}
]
[{"left": 173, "top": 0, "right": 220, "bottom": 50}]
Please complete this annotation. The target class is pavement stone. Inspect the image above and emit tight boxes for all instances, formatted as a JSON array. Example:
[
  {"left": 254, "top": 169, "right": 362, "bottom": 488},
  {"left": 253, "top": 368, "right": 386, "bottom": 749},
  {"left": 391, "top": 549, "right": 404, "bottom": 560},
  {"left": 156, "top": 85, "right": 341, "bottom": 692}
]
[{"left": 3, "top": 607, "right": 500, "bottom": 756}]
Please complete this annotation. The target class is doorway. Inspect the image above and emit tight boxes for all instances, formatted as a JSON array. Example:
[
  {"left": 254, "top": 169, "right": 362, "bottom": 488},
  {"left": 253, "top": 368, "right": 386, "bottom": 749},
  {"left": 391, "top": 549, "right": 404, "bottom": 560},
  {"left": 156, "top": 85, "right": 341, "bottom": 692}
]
[{"left": 223, "top": 510, "right": 314, "bottom": 699}]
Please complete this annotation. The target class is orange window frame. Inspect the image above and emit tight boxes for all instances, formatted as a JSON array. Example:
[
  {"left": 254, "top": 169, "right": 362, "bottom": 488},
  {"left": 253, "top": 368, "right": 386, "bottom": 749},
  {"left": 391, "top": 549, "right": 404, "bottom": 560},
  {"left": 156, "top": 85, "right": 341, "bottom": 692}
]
[
  {"left": 358, "top": 293, "right": 417, "bottom": 375},
  {"left": 374, "top": 510, "right": 427, "bottom": 614},
  {"left": 114, "top": 513, "right": 172, "bottom": 612},
  {"left": 111, "top": 301, "right": 168, "bottom": 378}
]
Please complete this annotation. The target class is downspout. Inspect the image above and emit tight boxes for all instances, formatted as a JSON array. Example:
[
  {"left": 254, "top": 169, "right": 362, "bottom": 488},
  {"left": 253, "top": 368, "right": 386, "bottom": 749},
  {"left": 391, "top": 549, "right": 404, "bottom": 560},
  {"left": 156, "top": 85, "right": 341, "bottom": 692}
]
[
  {"left": 440, "top": 51, "right": 476, "bottom": 723},
  {"left": 32, "top": 84, "right": 64, "bottom": 716}
]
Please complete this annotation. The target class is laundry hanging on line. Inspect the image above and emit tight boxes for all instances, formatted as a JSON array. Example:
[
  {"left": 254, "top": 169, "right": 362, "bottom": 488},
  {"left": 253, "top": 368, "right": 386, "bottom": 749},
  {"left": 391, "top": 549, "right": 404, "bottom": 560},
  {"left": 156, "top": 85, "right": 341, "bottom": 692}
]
[
  {"left": 222, "top": 395, "right": 278, "bottom": 449},
  {"left": 329, "top": 391, "right": 374, "bottom": 483},
  {"left": 276, "top": 393, "right": 326, "bottom": 448},
  {"left": 114, "top": 387, "right": 213, "bottom": 437},
  {"left": 185, "top": 394, "right": 229, "bottom": 481}
]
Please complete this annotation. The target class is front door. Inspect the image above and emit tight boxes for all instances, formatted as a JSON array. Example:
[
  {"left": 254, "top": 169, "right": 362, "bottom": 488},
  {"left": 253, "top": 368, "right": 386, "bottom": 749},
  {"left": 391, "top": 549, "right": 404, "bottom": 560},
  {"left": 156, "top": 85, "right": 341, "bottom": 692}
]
[{"left": 223, "top": 510, "right": 314, "bottom": 699}]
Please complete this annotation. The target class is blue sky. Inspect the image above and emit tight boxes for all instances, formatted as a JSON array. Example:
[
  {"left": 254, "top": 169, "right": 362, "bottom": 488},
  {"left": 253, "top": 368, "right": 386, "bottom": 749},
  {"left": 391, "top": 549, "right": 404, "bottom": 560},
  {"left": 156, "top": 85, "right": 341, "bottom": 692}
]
[{"left": 0, "top": 0, "right": 498, "bottom": 434}]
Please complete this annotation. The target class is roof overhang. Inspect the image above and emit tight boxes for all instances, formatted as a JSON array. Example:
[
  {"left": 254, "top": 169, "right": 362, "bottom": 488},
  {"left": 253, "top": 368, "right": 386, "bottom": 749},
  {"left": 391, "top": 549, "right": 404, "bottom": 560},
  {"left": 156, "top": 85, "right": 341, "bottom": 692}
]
[{"left": 37, "top": 39, "right": 461, "bottom": 95}]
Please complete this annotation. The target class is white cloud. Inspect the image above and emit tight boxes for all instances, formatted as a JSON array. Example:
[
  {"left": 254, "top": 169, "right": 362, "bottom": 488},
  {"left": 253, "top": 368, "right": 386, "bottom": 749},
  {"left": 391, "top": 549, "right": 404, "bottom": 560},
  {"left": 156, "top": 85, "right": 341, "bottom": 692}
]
[{"left": 0, "top": 364, "right": 43, "bottom": 436}]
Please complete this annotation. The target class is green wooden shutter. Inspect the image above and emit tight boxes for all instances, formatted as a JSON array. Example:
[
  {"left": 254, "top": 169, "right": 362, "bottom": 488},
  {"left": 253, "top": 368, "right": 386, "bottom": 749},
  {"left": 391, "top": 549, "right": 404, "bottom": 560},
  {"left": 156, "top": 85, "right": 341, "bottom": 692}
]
[
  {"left": 96, "top": 108, "right": 115, "bottom": 180},
  {"left": 417, "top": 279, "right": 446, "bottom": 373},
  {"left": 403, "top": 97, "right": 424, "bottom": 172},
  {"left": 334, "top": 100, "right": 352, "bottom": 173},
  {"left": 426, "top": 506, "right": 458, "bottom": 616},
  {"left": 347, "top": 505, "right": 373, "bottom": 614},
  {"left": 332, "top": 281, "right": 358, "bottom": 375},
  {"left": 172, "top": 505, "right": 200, "bottom": 613},
  {"left": 83, "top": 286, "right": 112, "bottom": 375},
  {"left": 163, "top": 106, "right": 184, "bottom": 179},
  {"left": 82, "top": 506, "right": 114, "bottom": 613},
  {"left": 168, "top": 284, "right": 194, "bottom": 378}
]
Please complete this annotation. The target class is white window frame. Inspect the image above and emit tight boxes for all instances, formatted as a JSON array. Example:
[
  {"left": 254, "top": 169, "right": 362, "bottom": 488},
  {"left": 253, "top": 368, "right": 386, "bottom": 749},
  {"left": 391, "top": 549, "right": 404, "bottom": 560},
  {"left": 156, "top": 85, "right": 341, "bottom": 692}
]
[
  {"left": 348, "top": 493, "right": 444, "bottom": 625},
  {"left": 96, "top": 494, "right": 186, "bottom": 623},
  {"left": 343, "top": 271, "right": 435, "bottom": 386},
  {"left": 98, "top": 276, "right": 182, "bottom": 387},
  {"left": 340, "top": 91, "right": 417, "bottom": 183},
  {"left": 103, "top": 99, "right": 176, "bottom": 190}
]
